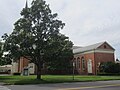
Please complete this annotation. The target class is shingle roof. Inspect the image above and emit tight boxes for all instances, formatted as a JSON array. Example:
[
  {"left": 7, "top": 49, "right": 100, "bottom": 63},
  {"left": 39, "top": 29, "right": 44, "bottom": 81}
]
[{"left": 73, "top": 42, "right": 105, "bottom": 54}]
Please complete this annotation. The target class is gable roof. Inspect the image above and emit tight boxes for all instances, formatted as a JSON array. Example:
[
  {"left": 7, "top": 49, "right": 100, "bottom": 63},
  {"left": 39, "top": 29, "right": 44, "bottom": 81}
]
[{"left": 73, "top": 41, "right": 114, "bottom": 54}]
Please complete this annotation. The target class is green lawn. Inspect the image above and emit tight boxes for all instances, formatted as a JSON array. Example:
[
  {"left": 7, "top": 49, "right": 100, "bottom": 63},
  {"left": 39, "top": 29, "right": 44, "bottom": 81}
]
[{"left": 0, "top": 75, "right": 120, "bottom": 85}]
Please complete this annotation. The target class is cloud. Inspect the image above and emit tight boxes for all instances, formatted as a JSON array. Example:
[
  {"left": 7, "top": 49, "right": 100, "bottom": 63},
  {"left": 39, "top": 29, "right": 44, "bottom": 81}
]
[
  {"left": 46, "top": 0, "right": 120, "bottom": 58},
  {"left": 0, "top": 0, "right": 33, "bottom": 36},
  {"left": 0, "top": 0, "right": 120, "bottom": 58}
]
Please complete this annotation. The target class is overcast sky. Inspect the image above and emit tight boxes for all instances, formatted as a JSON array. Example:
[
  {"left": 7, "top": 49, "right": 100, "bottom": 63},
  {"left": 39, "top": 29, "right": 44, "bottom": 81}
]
[{"left": 0, "top": 0, "right": 120, "bottom": 59}]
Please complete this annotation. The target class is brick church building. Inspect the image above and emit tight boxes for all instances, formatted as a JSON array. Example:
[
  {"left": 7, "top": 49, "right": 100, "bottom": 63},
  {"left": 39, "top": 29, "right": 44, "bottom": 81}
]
[
  {"left": 11, "top": 41, "right": 115, "bottom": 75},
  {"left": 73, "top": 41, "right": 115, "bottom": 75}
]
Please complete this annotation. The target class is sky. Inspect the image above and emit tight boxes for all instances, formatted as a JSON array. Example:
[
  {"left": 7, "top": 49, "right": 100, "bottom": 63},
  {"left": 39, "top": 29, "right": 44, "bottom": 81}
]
[{"left": 0, "top": 0, "right": 120, "bottom": 59}]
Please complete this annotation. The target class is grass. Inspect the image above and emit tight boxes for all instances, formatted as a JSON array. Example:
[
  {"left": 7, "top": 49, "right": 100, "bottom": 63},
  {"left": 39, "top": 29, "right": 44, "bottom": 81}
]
[{"left": 0, "top": 75, "right": 120, "bottom": 85}]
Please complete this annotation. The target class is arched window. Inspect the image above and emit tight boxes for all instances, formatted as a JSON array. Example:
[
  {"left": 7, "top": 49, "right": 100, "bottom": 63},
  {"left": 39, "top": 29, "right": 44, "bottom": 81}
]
[
  {"left": 81, "top": 57, "right": 85, "bottom": 70},
  {"left": 77, "top": 57, "right": 80, "bottom": 69}
]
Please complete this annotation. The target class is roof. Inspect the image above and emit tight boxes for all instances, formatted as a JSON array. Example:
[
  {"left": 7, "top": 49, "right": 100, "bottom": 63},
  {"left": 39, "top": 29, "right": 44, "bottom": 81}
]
[
  {"left": 72, "top": 46, "right": 82, "bottom": 49},
  {"left": 73, "top": 41, "right": 114, "bottom": 54}
]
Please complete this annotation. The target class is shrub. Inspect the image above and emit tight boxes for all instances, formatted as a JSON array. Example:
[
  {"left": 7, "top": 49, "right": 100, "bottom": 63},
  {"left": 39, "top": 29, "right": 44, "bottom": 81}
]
[
  {"left": 13, "top": 73, "right": 21, "bottom": 75},
  {"left": 99, "top": 62, "right": 120, "bottom": 73}
]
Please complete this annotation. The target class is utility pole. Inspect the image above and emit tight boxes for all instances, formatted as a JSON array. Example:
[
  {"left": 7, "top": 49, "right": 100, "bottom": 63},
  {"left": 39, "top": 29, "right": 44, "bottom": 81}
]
[{"left": 72, "top": 60, "right": 75, "bottom": 80}]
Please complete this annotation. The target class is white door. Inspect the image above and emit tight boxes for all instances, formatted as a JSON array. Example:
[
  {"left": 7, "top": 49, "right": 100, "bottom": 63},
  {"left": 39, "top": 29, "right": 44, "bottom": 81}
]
[{"left": 87, "top": 59, "right": 92, "bottom": 73}]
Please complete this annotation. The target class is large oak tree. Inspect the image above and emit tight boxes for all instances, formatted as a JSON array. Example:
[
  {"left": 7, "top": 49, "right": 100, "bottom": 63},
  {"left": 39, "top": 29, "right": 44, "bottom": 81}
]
[{"left": 2, "top": 0, "right": 73, "bottom": 79}]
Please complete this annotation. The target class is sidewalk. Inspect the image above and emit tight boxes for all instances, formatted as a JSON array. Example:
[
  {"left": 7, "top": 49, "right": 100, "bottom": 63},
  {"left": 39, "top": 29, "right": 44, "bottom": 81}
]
[
  {"left": 0, "top": 74, "right": 11, "bottom": 76},
  {"left": 0, "top": 80, "right": 10, "bottom": 90}
]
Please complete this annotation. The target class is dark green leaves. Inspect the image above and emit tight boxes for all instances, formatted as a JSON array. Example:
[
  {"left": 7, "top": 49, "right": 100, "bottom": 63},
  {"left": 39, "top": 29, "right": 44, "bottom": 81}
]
[{"left": 2, "top": 0, "right": 73, "bottom": 75}]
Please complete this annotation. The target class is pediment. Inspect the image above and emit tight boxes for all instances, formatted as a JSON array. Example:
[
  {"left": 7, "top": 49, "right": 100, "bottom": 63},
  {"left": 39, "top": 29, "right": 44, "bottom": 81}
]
[{"left": 97, "top": 42, "right": 115, "bottom": 50}]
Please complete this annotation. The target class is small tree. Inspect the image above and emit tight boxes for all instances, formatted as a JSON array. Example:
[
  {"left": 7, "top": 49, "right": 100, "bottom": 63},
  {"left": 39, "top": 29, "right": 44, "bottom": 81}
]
[
  {"left": 45, "top": 34, "right": 73, "bottom": 73},
  {"left": 2, "top": 0, "right": 73, "bottom": 79}
]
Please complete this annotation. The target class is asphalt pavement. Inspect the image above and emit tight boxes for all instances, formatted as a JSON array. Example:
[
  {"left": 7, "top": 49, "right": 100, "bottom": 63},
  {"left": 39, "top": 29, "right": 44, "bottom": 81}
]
[{"left": 3, "top": 80, "right": 120, "bottom": 90}]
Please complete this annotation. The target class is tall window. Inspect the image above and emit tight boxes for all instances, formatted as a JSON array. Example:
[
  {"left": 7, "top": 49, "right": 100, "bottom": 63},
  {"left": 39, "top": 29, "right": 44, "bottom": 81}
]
[
  {"left": 75, "top": 58, "right": 77, "bottom": 69},
  {"left": 77, "top": 57, "right": 80, "bottom": 69},
  {"left": 81, "top": 57, "right": 85, "bottom": 70},
  {"left": 73, "top": 58, "right": 77, "bottom": 69}
]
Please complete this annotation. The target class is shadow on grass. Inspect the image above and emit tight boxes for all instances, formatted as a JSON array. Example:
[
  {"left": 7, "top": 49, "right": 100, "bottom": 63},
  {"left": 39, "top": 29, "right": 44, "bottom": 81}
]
[{"left": 13, "top": 78, "right": 74, "bottom": 85}]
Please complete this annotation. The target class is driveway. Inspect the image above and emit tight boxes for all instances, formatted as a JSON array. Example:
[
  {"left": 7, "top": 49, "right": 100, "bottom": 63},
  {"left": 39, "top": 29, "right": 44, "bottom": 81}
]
[{"left": 5, "top": 80, "right": 120, "bottom": 90}]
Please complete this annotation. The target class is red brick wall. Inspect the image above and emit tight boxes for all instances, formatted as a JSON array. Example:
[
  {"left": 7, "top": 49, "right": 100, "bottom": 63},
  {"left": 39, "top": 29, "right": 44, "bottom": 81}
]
[
  {"left": 74, "top": 52, "right": 115, "bottom": 75},
  {"left": 18, "top": 57, "right": 29, "bottom": 73},
  {"left": 95, "top": 53, "right": 114, "bottom": 63},
  {"left": 94, "top": 52, "right": 115, "bottom": 74},
  {"left": 84, "top": 53, "right": 95, "bottom": 75},
  {"left": 74, "top": 53, "right": 95, "bottom": 75}
]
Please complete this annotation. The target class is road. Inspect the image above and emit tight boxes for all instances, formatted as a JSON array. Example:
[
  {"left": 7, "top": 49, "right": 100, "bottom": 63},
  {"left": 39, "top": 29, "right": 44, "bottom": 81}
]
[{"left": 3, "top": 80, "right": 120, "bottom": 90}]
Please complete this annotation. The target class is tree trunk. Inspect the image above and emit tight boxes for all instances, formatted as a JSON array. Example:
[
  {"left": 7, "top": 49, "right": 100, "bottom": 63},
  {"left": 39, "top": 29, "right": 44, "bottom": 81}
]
[
  {"left": 36, "top": 65, "right": 42, "bottom": 80},
  {"left": 36, "top": 53, "right": 43, "bottom": 80}
]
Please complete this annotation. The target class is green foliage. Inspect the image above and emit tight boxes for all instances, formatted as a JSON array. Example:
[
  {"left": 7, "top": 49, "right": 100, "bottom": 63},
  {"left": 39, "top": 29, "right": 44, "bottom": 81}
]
[
  {"left": 13, "top": 73, "right": 21, "bottom": 75},
  {"left": 45, "top": 34, "right": 73, "bottom": 71},
  {"left": 2, "top": 0, "right": 73, "bottom": 79},
  {"left": 0, "top": 41, "right": 3, "bottom": 65},
  {"left": 0, "top": 41, "right": 3, "bottom": 55},
  {"left": 0, "top": 41, "right": 11, "bottom": 65},
  {"left": 100, "top": 62, "right": 120, "bottom": 73}
]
